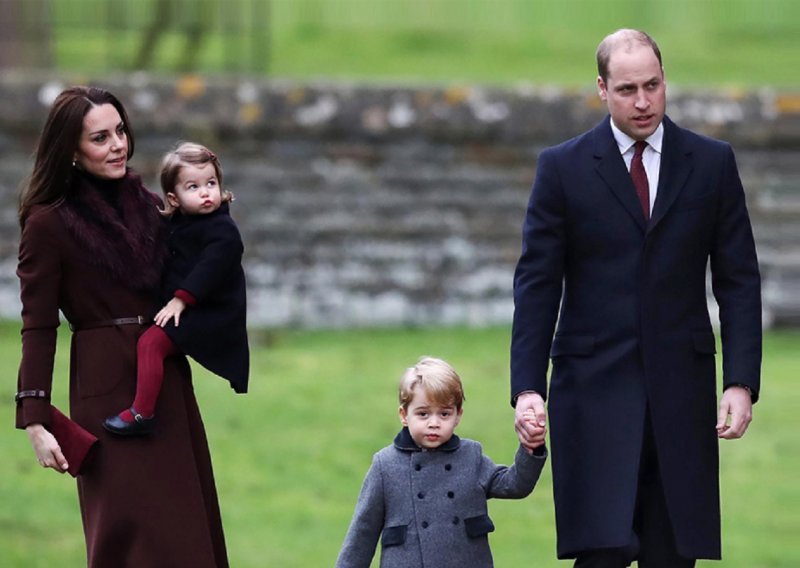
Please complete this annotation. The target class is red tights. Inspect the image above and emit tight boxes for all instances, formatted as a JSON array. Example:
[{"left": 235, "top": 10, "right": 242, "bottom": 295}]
[{"left": 119, "top": 325, "right": 179, "bottom": 422}]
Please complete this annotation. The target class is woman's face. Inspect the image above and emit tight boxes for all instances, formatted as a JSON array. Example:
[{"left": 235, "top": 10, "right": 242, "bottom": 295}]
[{"left": 74, "top": 103, "right": 128, "bottom": 180}]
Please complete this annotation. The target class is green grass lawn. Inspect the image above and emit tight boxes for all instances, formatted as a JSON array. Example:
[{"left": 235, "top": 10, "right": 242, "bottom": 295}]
[
  {"left": 1, "top": 322, "right": 798, "bottom": 566},
  {"left": 45, "top": 0, "right": 800, "bottom": 87}
]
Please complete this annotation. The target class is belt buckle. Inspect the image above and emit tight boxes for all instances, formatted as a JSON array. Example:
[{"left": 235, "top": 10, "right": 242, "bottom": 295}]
[{"left": 137, "top": 315, "right": 145, "bottom": 325}]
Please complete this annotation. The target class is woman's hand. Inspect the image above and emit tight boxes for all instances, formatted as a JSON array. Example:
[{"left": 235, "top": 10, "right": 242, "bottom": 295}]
[
  {"left": 154, "top": 297, "right": 187, "bottom": 327},
  {"left": 26, "top": 423, "right": 68, "bottom": 473}
]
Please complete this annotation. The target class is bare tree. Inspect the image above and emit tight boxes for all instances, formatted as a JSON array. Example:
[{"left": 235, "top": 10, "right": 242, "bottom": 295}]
[
  {"left": 134, "top": 0, "right": 213, "bottom": 72},
  {"left": 0, "top": 0, "right": 53, "bottom": 69}
]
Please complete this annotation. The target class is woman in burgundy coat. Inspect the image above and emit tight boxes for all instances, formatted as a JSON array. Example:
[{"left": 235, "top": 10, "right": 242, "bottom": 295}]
[{"left": 15, "top": 86, "right": 229, "bottom": 567}]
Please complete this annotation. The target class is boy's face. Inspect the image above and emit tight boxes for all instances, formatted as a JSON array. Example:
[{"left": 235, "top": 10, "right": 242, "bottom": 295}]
[
  {"left": 167, "top": 162, "right": 222, "bottom": 215},
  {"left": 399, "top": 388, "right": 462, "bottom": 450}
]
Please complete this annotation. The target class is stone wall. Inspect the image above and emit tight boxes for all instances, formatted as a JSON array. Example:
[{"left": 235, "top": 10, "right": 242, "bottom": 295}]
[{"left": 1, "top": 73, "right": 798, "bottom": 327}]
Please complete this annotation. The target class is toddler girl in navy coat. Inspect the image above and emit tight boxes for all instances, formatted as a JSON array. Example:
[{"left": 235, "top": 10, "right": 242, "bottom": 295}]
[
  {"left": 336, "top": 356, "right": 547, "bottom": 567},
  {"left": 104, "top": 142, "right": 249, "bottom": 435}
]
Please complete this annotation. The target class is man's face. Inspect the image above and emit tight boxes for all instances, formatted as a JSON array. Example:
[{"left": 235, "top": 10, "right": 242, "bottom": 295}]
[{"left": 597, "top": 44, "right": 666, "bottom": 141}]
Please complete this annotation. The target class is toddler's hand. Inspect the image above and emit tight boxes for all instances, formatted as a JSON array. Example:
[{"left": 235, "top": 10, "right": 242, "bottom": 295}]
[{"left": 154, "top": 296, "right": 187, "bottom": 327}]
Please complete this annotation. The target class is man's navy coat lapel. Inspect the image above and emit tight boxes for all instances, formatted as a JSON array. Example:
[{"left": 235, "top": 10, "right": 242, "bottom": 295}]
[
  {"left": 592, "top": 116, "right": 648, "bottom": 233},
  {"left": 649, "top": 116, "right": 694, "bottom": 232},
  {"left": 591, "top": 115, "right": 696, "bottom": 235}
]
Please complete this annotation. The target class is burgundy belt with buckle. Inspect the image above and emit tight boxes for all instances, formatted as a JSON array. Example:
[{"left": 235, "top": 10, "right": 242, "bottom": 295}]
[{"left": 69, "top": 316, "right": 150, "bottom": 332}]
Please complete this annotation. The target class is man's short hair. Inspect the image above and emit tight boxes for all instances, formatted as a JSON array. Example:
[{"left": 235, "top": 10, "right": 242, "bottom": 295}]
[{"left": 596, "top": 28, "right": 663, "bottom": 82}]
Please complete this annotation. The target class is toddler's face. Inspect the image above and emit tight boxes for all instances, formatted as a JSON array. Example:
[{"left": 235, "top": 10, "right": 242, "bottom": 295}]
[
  {"left": 400, "top": 389, "right": 462, "bottom": 450},
  {"left": 167, "top": 162, "right": 222, "bottom": 216}
]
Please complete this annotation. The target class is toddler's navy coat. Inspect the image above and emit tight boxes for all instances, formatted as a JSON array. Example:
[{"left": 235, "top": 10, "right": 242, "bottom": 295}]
[{"left": 162, "top": 203, "right": 249, "bottom": 393}]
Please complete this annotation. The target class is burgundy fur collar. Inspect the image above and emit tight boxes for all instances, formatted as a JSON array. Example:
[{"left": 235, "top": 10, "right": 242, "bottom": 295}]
[{"left": 58, "top": 170, "right": 167, "bottom": 291}]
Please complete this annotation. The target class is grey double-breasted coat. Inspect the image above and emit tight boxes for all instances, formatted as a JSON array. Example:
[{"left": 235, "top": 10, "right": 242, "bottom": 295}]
[{"left": 336, "top": 428, "right": 547, "bottom": 568}]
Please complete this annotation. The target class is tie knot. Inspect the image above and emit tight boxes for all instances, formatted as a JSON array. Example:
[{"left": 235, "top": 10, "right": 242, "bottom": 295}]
[{"left": 633, "top": 140, "right": 648, "bottom": 157}]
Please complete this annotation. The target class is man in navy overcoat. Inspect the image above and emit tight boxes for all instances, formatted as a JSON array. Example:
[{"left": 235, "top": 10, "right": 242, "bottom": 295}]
[{"left": 510, "top": 29, "right": 761, "bottom": 567}]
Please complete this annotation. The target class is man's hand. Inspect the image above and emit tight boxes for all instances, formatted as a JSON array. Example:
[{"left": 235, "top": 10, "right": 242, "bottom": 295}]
[
  {"left": 717, "top": 386, "right": 753, "bottom": 440},
  {"left": 515, "top": 391, "right": 547, "bottom": 453}
]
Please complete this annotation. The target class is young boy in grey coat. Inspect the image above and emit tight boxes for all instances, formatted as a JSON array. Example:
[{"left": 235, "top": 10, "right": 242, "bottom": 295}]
[{"left": 336, "top": 356, "right": 547, "bottom": 568}]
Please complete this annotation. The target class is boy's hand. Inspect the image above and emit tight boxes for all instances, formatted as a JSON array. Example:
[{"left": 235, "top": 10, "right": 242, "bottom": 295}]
[
  {"left": 154, "top": 297, "right": 188, "bottom": 327},
  {"left": 515, "top": 392, "right": 547, "bottom": 453},
  {"left": 520, "top": 408, "right": 547, "bottom": 452}
]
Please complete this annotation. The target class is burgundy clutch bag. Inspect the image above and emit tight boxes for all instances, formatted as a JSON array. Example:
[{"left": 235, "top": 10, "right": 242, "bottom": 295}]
[{"left": 49, "top": 405, "right": 98, "bottom": 477}]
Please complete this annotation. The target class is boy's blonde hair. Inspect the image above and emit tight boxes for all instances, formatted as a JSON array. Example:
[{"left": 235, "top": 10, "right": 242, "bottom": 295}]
[
  {"left": 399, "top": 357, "right": 465, "bottom": 410},
  {"left": 159, "top": 141, "right": 234, "bottom": 216}
]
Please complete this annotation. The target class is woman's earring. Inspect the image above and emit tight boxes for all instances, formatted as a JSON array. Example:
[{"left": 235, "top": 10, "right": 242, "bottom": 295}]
[{"left": 72, "top": 159, "right": 76, "bottom": 167}]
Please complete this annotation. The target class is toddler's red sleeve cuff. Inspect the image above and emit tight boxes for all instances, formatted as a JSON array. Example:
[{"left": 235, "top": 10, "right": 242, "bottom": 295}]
[{"left": 174, "top": 289, "right": 197, "bottom": 306}]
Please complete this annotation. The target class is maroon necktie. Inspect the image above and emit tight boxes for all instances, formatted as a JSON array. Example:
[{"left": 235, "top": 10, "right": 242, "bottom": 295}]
[{"left": 630, "top": 140, "right": 650, "bottom": 219}]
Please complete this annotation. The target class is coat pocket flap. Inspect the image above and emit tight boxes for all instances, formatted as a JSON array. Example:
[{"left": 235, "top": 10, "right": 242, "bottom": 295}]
[
  {"left": 550, "top": 335, "right": 595, "bottom": 357},
  {"left": 692, "top": 331, "right": 717, "bottom": 354},
  {"left": 381, "top": 524, "right": 408, "bottom": 548},
  {"left": 464, "top": 514, "right": 495, "bottom": 539}
]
